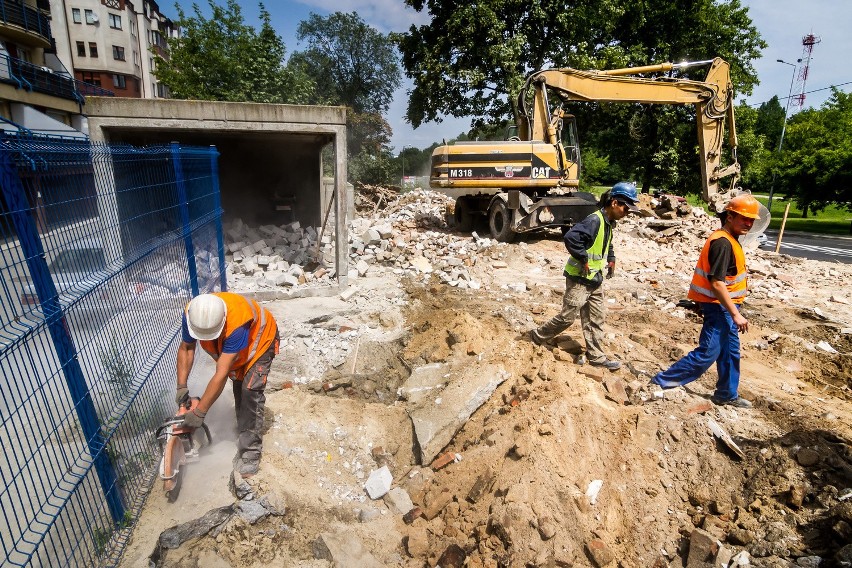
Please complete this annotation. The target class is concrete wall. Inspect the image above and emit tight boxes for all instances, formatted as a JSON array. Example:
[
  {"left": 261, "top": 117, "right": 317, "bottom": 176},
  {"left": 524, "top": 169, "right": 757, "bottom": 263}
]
[{"left": 83, "top": 98, "right": 350, "bottom": 286}]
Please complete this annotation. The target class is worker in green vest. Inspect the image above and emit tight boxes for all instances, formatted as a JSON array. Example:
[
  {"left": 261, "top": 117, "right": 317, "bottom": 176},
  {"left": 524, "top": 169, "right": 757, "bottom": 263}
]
[{"left": 529, "top": 182, "right": 640, "bottom": 370}]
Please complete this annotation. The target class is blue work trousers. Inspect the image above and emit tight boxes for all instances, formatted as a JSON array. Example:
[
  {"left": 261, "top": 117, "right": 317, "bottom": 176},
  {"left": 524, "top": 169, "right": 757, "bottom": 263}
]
[{"left": 652, "top": 303, "right": 740, "bottom": 401}]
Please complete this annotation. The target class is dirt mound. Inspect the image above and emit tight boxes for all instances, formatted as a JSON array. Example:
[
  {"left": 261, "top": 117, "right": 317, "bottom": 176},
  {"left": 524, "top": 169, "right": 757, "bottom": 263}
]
[{"left": 125, "top": 191, "right": 852, "bottom": 568}]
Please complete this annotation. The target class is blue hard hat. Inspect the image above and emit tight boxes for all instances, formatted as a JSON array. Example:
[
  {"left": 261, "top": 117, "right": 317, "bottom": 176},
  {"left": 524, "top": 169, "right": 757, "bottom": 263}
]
[
  {"left": 610, "top": 182, "right": 638, "bottom": 204},
  {"left": 608, "top": 182, "right": 640, "bottom": 213}
]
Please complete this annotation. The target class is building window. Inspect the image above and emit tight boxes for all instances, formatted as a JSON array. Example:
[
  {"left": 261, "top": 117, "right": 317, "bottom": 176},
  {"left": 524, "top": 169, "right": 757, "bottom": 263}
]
[
  {"left": 89, "top": 42, "right": 98, "bottom": 58},
  {"left": 113, "top": 74, "right": 126, "bottom": 89},
  {"left": 76, "top": 41, "right": 85, "bottom": 57},
  {"left": 72, "top": 8, "right": 81, "bottom": 23},
  {"left": 112, "top": 46, "right": 125, "bottom": 61},
  {"left": 108, "top": 13, "right": 121, "bottom": 29},
  {"left": 84, "top": 9, "right": 97, "bottom": 24},
  {"left": 130, "top": 19, "right": 136, "bottom": 36},
  {"left": 81, "top": 72, "right": 100, "bottom": 87}
]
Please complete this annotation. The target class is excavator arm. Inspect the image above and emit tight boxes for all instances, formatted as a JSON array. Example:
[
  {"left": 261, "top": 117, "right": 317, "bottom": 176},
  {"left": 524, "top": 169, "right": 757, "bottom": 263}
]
[{"left": 516, "top": 58, "right": 740, "bottom": 212}]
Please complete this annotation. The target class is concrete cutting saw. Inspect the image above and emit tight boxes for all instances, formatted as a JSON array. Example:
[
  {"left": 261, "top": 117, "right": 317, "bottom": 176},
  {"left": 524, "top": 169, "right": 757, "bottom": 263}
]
[{"left": 156, "top": 396, "right": 212, "bottom": 502}]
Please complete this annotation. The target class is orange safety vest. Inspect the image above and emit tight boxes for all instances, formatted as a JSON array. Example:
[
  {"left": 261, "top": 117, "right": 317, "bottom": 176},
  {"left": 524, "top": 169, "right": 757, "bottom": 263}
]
[
  {"left": 188, "top": 292, "right": 278, "bottom": 380},
  {"left": 687, "top": 230, "right": 748, "bottom": 304}
]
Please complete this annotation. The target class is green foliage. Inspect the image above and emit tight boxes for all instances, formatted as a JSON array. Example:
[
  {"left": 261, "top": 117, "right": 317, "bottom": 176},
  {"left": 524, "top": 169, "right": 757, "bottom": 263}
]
[
  {"left": 290, "top": 12, "right": 402, "bottom": 184},
  {"left": 735, "top": 102, "right": 773, "bottom": 192},
  {"left": 776, "top": 90, "right": 852, "bottom": 214},
  {"left": 578, "top": 147, "right": 610, "bottom": 190},
  {"left": 397, "top": 0, "right": 766, "bottom": 196},
  {"left": 349, "top": 151, "right": 396, "bottom": 186},
  {"left": 154, "top": 1, "right": 312, "bottom": 103},
  {"left": 292, "top": 12, "right": 401, "bottom": 115},
  {"left": 754, "top": 96, "right": 785, "bottom": 151}
]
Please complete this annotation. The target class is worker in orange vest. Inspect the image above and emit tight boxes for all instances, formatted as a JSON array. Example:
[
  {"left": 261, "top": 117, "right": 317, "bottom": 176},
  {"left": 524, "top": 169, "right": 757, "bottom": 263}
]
[
  {"left": 652, "top": 195, "right": 760, "bottom": 408},
  {"left": 176, "top": 292, "right": 279, "bottom": 478}
]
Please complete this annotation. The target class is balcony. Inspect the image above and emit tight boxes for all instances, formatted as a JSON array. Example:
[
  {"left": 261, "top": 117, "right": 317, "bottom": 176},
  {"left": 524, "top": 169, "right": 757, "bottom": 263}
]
[
  {"left": 0, "top": 54, "right": 114, "bottom": 104},
  {"left": 0, "top": 0, "right": 52, "bottom": 47}
]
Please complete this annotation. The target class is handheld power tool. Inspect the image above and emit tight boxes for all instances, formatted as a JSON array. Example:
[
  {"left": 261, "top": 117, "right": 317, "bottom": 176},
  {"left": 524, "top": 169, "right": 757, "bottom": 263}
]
[{"left": 156, "top": 396, "right": 212, "bottom": 502}]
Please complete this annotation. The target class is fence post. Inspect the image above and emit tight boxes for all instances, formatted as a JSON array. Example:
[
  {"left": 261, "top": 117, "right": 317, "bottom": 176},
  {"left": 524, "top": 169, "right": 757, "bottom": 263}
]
[
  {"left": 209, "top": 145, "right": 227, "bottom": 292},
  {"left": 0, "top": 146, "right": 126, "bottom": 523},
  {"left": 171, "top": 142, "right": 199, "bottom": 296}
]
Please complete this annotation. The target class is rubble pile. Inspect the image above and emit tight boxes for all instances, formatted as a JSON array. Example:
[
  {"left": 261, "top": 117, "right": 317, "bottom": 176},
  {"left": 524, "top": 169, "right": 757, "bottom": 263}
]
[
  {"left": 223, "top": 218, "right": 336, "bottom": 292},
  {"left": 127, "top": 187, "right": 852, "bottom": 568}
]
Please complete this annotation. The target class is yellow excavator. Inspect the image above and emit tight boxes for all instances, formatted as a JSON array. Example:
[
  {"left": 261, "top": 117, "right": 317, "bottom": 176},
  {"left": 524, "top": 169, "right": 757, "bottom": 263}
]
[{"left": 430, "top": 57, "right": 766, "bottom": 241}]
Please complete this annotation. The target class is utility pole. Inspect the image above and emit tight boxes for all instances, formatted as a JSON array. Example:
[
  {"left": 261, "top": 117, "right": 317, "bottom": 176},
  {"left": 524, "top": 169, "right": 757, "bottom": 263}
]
[{"left": 767, "top": 58, "right": 800, "bottom": 210}]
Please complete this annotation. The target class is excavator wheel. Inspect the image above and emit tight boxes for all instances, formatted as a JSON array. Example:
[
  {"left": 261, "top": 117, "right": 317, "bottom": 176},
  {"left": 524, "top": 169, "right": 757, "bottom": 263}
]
[
  {"left": 488, "top": 200, "right": 516, "bottom": 243},
  {"left": 454, "top": 197, "right": 474, "bottom": 232}
]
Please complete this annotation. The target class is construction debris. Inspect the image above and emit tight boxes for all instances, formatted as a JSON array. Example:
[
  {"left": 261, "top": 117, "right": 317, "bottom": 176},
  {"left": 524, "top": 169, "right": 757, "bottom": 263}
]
[{"left": 123, "top": 186, "right": 852, "bottom": 568}]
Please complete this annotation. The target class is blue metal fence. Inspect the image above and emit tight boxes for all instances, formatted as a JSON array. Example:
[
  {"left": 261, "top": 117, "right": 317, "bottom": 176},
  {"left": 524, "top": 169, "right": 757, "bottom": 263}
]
[{"left": 0, "top": 134, "right": 225, "bottom": 566}]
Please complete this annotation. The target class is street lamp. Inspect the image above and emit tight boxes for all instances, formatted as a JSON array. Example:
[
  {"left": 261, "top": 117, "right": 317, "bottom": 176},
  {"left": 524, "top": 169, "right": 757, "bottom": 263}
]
[{"left": 768, "top": 58, "right": 801, "bottom": 209}]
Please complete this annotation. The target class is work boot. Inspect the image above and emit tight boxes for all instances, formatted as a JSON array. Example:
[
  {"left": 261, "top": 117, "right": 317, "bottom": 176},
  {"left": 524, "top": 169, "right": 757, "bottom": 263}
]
[
  {"left": 529, "top": 330, "right": 551, "bottom": 347},
  {"left": 711, "top": 396, "right": 752, "bottom": 408},
  {"left": 589, "top": 359, "right": 621, "bottom": 371}
]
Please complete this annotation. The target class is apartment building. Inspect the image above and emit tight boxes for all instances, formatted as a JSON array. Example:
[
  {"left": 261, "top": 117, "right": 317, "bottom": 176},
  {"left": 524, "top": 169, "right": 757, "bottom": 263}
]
[
  {"left": 51, "top": 0, "right": 176, "bottom": 99},
  {"left": 0, "top": 0, "right": 106, "bottom": 135}
]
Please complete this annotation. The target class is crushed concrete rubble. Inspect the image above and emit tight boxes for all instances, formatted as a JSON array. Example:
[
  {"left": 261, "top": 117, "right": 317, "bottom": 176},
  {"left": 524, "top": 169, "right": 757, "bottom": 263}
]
[{"left": 126, "top": 187, "right": 852, "bottom": 568}]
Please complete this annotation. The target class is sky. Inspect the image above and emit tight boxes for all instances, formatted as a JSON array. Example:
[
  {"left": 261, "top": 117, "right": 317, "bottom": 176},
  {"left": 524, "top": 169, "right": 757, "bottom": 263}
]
[{"left": 170, "top": 0, "right": 852, "bottom": 153}]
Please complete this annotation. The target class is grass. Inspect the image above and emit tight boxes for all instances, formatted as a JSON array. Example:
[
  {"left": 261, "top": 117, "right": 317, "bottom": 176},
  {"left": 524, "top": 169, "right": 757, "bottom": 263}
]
[
  {"left": 683, "top": 194, "right": 851, "bottom": 236},
  {"left": 754, "top": 197, "right": 852, "bottom": 235}
]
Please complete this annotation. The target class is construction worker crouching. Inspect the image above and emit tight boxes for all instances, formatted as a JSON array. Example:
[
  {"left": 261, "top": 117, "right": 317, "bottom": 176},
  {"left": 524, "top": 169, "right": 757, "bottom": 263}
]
[
  {"left": 652, "top": 194, "right": 760, "bottom": 407},
  {"left": 176, "top": 292, "right": 279, "bottom": 478},
  {"left": 529, "top": 182, "right": 640, "bottom": 370}
]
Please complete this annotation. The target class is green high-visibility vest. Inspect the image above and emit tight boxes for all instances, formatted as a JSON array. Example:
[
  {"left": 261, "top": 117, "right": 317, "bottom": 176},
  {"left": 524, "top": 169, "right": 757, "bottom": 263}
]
[{"left": 564, "top": 210, "right": 610, "bottom": 281}]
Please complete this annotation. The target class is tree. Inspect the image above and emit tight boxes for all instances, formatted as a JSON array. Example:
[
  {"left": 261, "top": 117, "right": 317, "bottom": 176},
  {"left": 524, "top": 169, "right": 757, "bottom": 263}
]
[
  {"left": 290, "top": 12, "right": 402, "bottom": 183},
  {"left": 397, "top": 0, "right": 766, "bottom": 195},
  {"left": 734, "top": 102, "right": 773, "bottom": 193},
  {"left": 776, "top": 90, "right": 852, "bottom": 215},
  {"left": 154, "top": 1, "right": 312, "bottom": 104},
  {"left": 754, "top": 96, "right": 785, "bottom": 151}
]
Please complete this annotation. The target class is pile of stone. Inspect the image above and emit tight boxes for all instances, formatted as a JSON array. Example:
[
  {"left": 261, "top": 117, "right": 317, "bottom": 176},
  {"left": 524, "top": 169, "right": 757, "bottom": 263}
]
[{"left": 224, "top": 218, "right": 336, "bottom": 292}]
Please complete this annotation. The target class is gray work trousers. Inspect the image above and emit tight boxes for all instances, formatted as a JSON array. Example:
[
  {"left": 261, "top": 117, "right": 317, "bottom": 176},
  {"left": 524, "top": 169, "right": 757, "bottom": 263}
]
[
  {"left": 533, "top": 277, "right": 608, "bottom": 363},
  {"left": 232, "top": 343, "right": 275, "bottom": 463}
]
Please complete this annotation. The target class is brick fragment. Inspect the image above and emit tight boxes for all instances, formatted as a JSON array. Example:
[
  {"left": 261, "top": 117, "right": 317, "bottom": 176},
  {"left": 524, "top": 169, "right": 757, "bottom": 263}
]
[
  {"left": 402, "top": 507, "right": 422, "bottom": 524},
  {"left": 687, "top": 401, "right": 713, "bottom": 415},
  {"left": 431, "top": 451, "right": 459, "bottom": 471}
]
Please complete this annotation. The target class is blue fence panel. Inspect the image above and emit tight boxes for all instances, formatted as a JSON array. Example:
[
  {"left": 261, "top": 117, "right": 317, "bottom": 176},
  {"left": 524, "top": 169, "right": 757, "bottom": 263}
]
[{"left": 0, "top": 134, "right": 225, "bottom": 567}]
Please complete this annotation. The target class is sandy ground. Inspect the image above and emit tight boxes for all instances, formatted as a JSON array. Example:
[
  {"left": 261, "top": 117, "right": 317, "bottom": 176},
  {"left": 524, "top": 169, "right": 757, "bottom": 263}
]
[{"left": 120, "top": 204, "right": 852, "bottom": 568}]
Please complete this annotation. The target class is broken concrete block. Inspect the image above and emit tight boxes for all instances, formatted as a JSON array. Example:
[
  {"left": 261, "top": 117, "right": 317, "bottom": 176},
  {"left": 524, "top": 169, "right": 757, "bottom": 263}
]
[
  {"left": 251, "top": 239, "right": 268, "bottom": 253},
  {"left": 603, "top": 376, "right": 628, "bottom": 405},
  {"left": 236, "top": 500, "right": 269, "bottom": 525},
  {"left": 339, "top": 287, "right": 358, "bottom": 301},
  {"left": 313, "top": 530, "right": 384, "bottom": 568},
  {"left": 686, "top": 528, "right": 717, "bottom": 567},
  {"left": 409, "top": 365, "right": 509, "bottom": 464},
  {"left": 383, "top": 487, "right": 414, "bottom": 515},
  {"left": 364, "top": 465, "right": 392, "bottom": 499}
]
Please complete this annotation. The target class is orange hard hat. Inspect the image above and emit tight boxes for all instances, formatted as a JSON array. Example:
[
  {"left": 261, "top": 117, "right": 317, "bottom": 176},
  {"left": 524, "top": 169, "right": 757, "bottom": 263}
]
[{"left": 724, "top": 194, "right": 760, "bottom": 219}]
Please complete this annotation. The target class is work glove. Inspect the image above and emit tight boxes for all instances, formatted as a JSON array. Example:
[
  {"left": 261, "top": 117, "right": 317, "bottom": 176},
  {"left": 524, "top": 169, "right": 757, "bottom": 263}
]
[
  {"left": 581, "top": 262, "right": 591, "bottom": 277},
  {"left": 175, "top": 386, "right": 189, "bottom": 406},
  {"left": 182, "top": 408, "right": 206, "bottom": 429},
  {"left": 606, "top": 261, "right": 616, "bottom": 279}
]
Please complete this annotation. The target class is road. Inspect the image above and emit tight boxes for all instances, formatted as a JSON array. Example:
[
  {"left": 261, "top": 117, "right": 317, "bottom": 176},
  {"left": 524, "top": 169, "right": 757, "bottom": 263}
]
[{"left": 760, "top": 229, "right": 852, "bottom": 263}]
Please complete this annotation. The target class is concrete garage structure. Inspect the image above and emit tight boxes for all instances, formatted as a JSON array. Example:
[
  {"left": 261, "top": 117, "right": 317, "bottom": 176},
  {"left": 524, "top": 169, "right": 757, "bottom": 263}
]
[{"left": 83, "top": 97, "right": 351, "bottom": 286}]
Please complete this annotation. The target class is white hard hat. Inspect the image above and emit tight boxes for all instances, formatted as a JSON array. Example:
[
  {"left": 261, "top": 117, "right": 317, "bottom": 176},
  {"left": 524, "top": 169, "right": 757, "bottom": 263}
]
[{"left": 186, "top": 294, "right": 227, "bottom": 340}]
